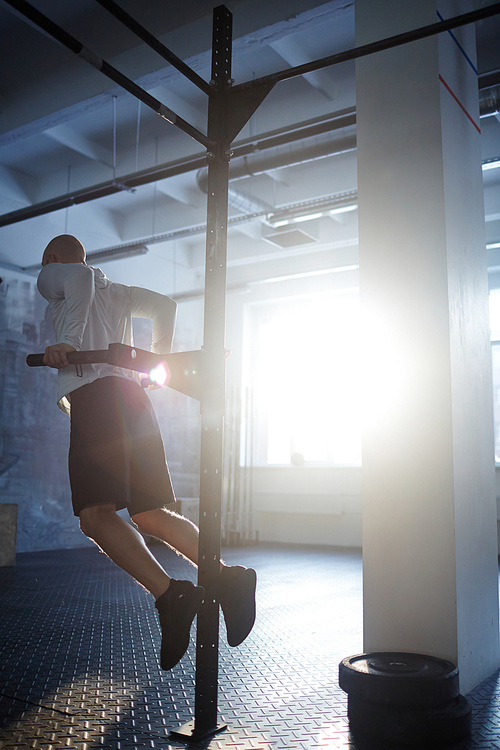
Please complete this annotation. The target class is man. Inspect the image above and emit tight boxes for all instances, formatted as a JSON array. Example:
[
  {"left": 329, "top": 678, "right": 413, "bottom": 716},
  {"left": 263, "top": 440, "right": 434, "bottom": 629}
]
[{"left": 38, "top": 234, "right": 256, "bottom": 671}]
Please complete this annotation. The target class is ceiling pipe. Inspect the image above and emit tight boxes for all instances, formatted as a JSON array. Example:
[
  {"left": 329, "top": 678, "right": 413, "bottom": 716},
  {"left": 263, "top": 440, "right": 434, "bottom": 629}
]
[
  {"left": 17, "top": 187, "right": 359, "bottom": 275},
  {"left": 0, "top": 110, "right": 355, "bottom": 229},
  {"left": 480, "top": 87, "right": 500, "bottom": 118},
  {"left": 194, "top": 129, "right": 356, "bottom": 221},
  {"left": 0, "top": 62, "right": 496, "bottom": 231},
  {"left": 217, "top": 132, "right": 356, "bottom": 182},
  {"left": 196, "top": 169, "right": 273, "bottom": 216}
]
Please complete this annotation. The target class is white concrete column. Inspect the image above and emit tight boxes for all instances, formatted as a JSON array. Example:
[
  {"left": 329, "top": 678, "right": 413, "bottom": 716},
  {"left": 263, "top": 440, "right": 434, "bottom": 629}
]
[{"left": 356, "top": 0, "right": 500, "bottom": 693}]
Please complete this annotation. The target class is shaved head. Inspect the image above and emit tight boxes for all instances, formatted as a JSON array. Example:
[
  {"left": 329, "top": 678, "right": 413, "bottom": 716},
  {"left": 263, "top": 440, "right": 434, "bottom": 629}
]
[{"left": 42, "top": 235, "right": 86, "bottom": 266}]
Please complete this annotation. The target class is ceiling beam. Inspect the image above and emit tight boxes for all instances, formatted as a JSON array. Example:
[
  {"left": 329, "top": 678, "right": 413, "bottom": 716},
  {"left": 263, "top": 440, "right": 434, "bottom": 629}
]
[
  {"left": 0, "top": 164, "right": 35, "bottom": 208},
  {"left": 0, "top": 1, "right": 350, "bottom": 147},
  {"left": 270, "top": 37, "right": 334, "bottom": 100},
  {"left": 156, "top": 174, "right": 201, "bottom": 207},
  {"left": 44, "top": 124, "right": 113, "bottom": 165}
]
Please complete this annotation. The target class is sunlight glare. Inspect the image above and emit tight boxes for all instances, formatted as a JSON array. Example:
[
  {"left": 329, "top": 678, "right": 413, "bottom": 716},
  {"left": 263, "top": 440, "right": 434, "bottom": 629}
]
[
  {"left": 489, "top": 291, "right": 500, "bottom": 340},
  {"left": 149, "top": 362, "right": 169, "bottom": 387}
]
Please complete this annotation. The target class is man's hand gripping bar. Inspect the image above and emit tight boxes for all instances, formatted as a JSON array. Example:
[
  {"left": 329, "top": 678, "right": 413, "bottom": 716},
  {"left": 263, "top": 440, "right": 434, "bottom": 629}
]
[{"left": 27, "top": 343, "right": 206, "bottom": 401}]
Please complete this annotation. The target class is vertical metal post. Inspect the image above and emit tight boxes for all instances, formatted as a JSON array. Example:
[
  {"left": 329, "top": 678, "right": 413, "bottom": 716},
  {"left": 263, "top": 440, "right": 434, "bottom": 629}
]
[
  {"left": 195, "top": 4, "right": 232, "bottom": 739},
  {"left": 171, "top": 7, "right": 272, "bottom": 743}
]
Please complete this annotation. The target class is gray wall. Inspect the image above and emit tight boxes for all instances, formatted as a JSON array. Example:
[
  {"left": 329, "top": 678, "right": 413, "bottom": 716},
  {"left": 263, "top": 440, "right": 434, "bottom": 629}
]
[{"left": 0, "top": 272, "right": 83, "bottom": 552}]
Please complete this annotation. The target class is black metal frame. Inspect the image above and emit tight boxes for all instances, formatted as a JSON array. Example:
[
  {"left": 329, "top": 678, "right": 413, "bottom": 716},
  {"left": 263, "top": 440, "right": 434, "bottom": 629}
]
[
  {"left": 185, "top": 7, "right": 233, "bottom": 739},
  {"left": 3, "top": 2, "right": 500, "bottom": 229},
  {"left": 232, "top": 2, "right": 500, "bottom": 93},
  {"left": 17, "top": 0, "right": 500, "bottom": 742}
]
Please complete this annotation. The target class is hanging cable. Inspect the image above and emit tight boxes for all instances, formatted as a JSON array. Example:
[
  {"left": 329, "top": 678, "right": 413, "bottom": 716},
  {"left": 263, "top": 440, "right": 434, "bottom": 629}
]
[
  {"left": 173, "top": 240, "right": 177, "bottom": 294},
  {"left": 135, "top": 101, "right": 141, "bottom": 173},
  {"left": 64, "top": 165, "right": 71, "bottom": 233},
  {"left": 152, "top": 137, "right": 158, "bottom": 236},
  {"left": 112, "top": 96, "right": 117, "bottom": 181}
]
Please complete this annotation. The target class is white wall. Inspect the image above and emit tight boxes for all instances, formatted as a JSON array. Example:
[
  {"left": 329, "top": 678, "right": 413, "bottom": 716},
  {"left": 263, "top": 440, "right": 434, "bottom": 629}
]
[{"left": 252, "top": 466, "right": 361, "bottom": 546}]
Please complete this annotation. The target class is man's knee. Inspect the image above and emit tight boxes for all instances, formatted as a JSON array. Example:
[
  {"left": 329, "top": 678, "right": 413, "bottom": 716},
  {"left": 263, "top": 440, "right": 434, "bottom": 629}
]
[
  {"left": 79, "top": 504, "right": 117, "bottom": 540},
  {"left": 131, "top": 507, "right": 171, "bottom": 536},
  {"left": 131, "top": 508, "right": 160, "bottom": 534}
]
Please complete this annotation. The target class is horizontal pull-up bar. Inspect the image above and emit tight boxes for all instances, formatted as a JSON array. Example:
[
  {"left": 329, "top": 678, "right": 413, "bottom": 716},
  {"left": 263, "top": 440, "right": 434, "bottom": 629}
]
[
  {"left": 94, "top": 0, "right": 212, "bottom": 96},
  {"left": 3, "top": 0, "right": 212, "bottom": 149},
  {"left": 27, "top": 349, "right": 108, "bottom": 367},
  {"left": 27, "top": 343, "right": 205, "bottom": 401},
  {"left": 234, "top": 2, "right": 500, "bottom": 93}
]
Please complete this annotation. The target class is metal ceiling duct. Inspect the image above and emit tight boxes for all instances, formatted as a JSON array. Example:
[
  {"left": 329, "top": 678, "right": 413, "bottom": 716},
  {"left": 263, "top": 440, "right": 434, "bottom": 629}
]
[
  {"left": 195, "top": 127, "right": 357, "bottom": 215},
  {"left": 195, "top": 130, "right": 357, "bottom": 215},
  {"left": 229, "top": 132, "right": 357, "bottom": 180},
  {"left": 480, "top": 87, "right": 500, "bottom": 118}
]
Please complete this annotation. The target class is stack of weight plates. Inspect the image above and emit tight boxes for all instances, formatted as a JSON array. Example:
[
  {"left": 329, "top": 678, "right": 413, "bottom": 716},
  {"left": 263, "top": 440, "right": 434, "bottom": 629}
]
[{"left": 339, "top": 653, "right": 471, "bottom": 746}]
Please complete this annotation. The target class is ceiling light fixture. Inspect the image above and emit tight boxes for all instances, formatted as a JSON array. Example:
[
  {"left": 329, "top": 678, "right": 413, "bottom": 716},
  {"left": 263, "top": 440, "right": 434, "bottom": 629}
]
[
  {"left": 252, "top": 264, "right": 359, "bottom": 284},
  {"left": 329, "top": 204, "right": 358, "bottom": 215},
  {"left": 85, "top": 244, "right": 149, "bottom": 264},
  {"left": 265, "top": 190, "right": 359, "bottom": 228},
  {"left": 292, "top": 212, "right": 324, "bottom": 223},
  {"left": 482, "top": 159, "right": 500, "bottom": 171},
  {"left": 487, "top": 242, "right": 500, "bottom": 250},
  {"left": 267, "top": 206, "right": 355, "bottom": 227}
]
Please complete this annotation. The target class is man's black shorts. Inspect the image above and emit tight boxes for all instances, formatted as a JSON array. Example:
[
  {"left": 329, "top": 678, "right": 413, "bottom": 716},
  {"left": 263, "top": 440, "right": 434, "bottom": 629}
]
[{"left": 69, "top": 376, "right": 175, "bottom": 517}]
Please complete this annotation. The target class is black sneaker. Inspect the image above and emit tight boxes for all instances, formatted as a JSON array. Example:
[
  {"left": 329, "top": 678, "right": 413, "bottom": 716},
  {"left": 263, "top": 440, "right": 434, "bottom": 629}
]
[
  {"left": 219, "top": 565, "right": 257, "bottom": 647},
  {"left": 155, "top": 579, "right": 205, "bottom": 670}
]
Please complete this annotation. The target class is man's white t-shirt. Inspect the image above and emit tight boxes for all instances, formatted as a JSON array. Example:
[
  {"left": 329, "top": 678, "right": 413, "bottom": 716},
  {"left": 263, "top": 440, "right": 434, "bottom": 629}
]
[{"left": 37, "top": 262, "right": 177, "bottom": 414}]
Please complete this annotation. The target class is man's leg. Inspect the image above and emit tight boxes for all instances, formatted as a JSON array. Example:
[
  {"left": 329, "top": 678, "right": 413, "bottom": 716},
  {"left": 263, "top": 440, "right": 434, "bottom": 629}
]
[
  {"left": 132, "top": 507, "right": 257, "bottom": 648},
  {"left": 79, "top": 504, "right": 171, "bottom": 599},
  {"left": 131, "top": 507, "right": 200, "bottom": 568},
  {"left": 80, "top": 503, "right": 204, "bottom": 670}
]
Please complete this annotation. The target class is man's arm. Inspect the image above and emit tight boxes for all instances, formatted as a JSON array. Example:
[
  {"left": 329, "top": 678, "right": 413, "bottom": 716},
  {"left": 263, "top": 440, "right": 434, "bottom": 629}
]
[
  {"left": 130, "top": 287, "right": 178, "bottom": 354},
  {"left": 37, "top": 263, "right": 95, "bottom": 368},
  {"left": 60, "top": 264, "right": 95, "bottom": 349}
]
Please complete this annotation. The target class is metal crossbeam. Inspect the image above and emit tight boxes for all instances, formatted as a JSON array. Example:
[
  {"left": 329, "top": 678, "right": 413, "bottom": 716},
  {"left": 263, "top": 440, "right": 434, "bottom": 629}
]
[
  {"left": 94, "top": 0, "right": 212, "bottom": 95},
  {"left": 3, "top": 0, "right": 212, "bottom": 148},
  {"left": 232, "top": 2, "right": 500, "bottom": 94}
]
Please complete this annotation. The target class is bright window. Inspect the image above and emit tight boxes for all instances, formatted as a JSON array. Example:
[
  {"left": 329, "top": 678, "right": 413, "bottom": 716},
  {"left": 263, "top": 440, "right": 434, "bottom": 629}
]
[
  {"left": 244, "top": 288, "right": 361, "bottom": 466},
  {"left": 490, "top": 292, "right": 500, "bottom": 342},
  {"left": 489, "top": 292, "right": 500, "bottom": 462}
]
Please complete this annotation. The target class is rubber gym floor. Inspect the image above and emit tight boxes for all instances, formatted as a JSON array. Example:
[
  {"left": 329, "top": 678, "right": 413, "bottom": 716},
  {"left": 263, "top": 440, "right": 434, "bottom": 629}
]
[{"left": 0, "top": 543, "right": 499, "bottom": 750}]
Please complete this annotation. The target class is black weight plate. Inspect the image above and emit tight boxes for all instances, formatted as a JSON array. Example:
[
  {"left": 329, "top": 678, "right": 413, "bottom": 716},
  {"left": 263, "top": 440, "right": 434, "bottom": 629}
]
[
  {"left": 339, "top": 652, "right": 459, "bottom": 707},
  {"left": 347, "top": 694, "right": 471, "bottom": 747}
]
